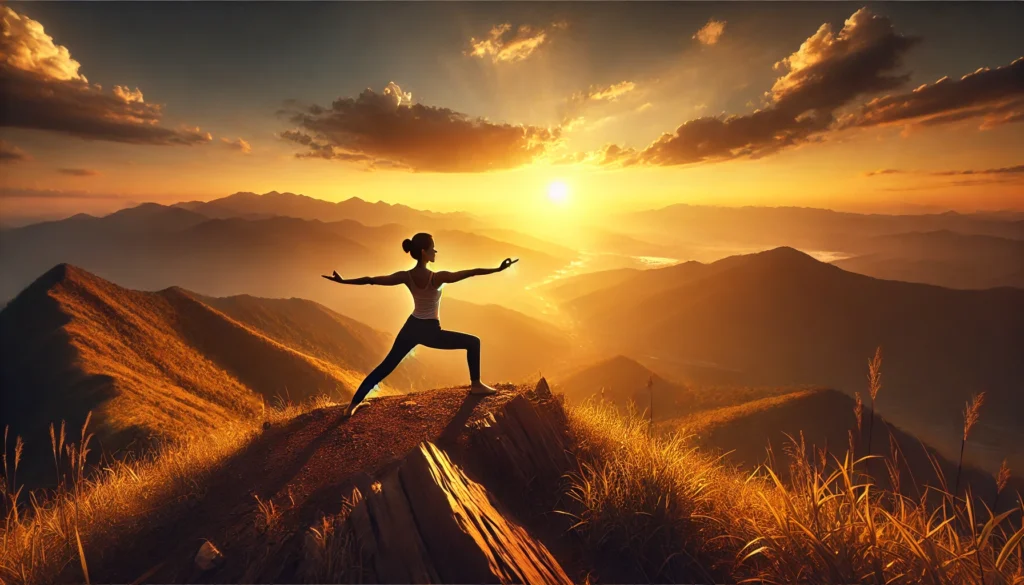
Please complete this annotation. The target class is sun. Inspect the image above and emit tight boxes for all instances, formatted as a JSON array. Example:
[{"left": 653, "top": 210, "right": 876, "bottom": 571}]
[{"left": 548, "top": 181, "right": 570, "bottom": 205}]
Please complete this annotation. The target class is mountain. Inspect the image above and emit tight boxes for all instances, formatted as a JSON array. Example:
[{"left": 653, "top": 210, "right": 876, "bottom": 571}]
[
  {"left": 567, "top": 247, "right": 1024, "bottom": 473},
  {"left": 553, "top": 355, "right": 691, "bottom": 419},
  {"left": 835, "top": 230, "right": 1024, "bottom": 289},
  {"left": 0, "top": 265, "right": 425, "bottom": 482},
  {"left": 173, "top": 191, "right": 476, "bottom": 229}
]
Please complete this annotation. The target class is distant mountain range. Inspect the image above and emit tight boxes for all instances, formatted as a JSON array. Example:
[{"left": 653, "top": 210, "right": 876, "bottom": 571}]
[
  {"left": 621, "top": 204, "right": 1024, "bottom": 250},
  {"left": 173, "top": 191, "right": 476, "bottom": 229},
  {"left": 0, "top": 198, "right": 573, "bottom": 325},
  {"left": 559, "top": 247, "right": 1024, "bottom": 473},
  {"left": 835, "top": 230, "right": 1024, "bottom": 289}
]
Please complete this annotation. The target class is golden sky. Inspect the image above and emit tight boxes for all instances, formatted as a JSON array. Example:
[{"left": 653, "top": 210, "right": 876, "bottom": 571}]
[{"left": 1, "top": 3, "right": 1022, "bottom": 223}]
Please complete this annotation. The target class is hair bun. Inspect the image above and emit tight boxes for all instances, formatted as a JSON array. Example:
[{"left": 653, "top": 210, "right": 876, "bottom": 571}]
[{"left": 402, "top": 238, "right": 412, "bottom": 253}]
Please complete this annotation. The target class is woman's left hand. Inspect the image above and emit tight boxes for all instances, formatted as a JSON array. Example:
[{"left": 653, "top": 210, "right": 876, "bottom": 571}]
[{"left": 498, "top": 258, "right": 519, "bottom": 271}]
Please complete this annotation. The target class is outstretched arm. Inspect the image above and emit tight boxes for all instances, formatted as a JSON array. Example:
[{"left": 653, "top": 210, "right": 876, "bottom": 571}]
[
  {"left": 434, "top": 258, "right": 518, "bottom": 285},
  {"left": 321, "top": 270, "right": 406, "bottom": 286}
]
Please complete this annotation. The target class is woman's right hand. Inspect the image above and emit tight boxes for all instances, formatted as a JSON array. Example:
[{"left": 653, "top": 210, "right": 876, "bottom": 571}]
[
  {"left": 498, "top": 258, "right": 519, "bottom": 271},
  {"left": 321, "top": 270, "right": 344, "bottom": 283}
]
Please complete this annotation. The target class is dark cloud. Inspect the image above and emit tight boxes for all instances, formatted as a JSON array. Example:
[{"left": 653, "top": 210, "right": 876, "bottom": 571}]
[
  {"left": 932, "top": 164, "right": 1024, "bottom": 176},
  {"left": 57, "top": 168, "right": 100, "bottom": 177},
  {"left": 281, "top": 82, "right": 561, "bottom": 172},
  {"left": 840, "top": 58, "right": 1024, "bottom": 130},
  {"left": 0, "top": 6, "right": 212, "bottom": 146},
  {"left": 0, "top": 140, "right": 31, "bottom": 163},
  {"left": 635, "top": 8, "right": 918, "bottom": 166},
  {"left": 866, "top": 164, "right": 1024, "bottom": 177}
]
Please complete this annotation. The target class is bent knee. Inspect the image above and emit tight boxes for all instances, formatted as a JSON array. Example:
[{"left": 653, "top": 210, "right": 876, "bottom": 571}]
[{"left": 467, "top": 335, "right": 481, "bottom": 350}]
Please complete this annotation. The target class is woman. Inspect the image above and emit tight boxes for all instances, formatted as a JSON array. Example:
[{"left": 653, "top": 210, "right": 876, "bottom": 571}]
[{"left": 322, "top": 232, "right": 518, "bottom": 416}]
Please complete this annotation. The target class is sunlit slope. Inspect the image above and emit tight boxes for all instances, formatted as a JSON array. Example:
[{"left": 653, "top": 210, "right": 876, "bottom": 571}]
[
  {"left": 197, "top": 293, "right": 432, "bottom": 391},
  {"left": 568, "top": 247, "right": 1024, "bottom": 473},
  {"left": 0, "top": 265, "right": 383, "bottom": 465}
]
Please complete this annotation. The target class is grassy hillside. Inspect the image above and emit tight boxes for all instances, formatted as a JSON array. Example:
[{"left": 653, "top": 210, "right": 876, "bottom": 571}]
[
  {"left": 0, "top": 265, "right": 409, "bottom": 481},
  {"left": 662, "top": 387, "right": 1016, "bottom": 500},
  {"left": 565, "top": 398, "right": 1023, "bottom": 584}
]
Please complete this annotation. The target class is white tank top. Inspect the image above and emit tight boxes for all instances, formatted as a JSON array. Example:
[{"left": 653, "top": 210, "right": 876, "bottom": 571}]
[{"left": 407, "top": 270, "right": 442, "bottom": 320}]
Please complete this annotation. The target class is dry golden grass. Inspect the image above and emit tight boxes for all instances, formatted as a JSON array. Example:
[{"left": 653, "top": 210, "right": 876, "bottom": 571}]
[
  {"left": 564, "top": 398, "right": 1024, "bottom": 584},
  {"left": 298, "top": 491, "right": 366, "bottom": 583},
  {"left": 0, "top": 397, "right": 328, "bottom": 585}
]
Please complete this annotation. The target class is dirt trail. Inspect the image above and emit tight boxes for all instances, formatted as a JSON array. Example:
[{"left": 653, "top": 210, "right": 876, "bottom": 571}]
[{"left": 85, "top": 386, "right": 523, "bottom": 584}]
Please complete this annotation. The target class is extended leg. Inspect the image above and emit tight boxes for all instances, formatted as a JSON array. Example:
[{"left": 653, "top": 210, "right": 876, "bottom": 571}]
[
  {"left": 350, "top": 335, "right": 417, "bottom": 408},
  {"left": 421, "top": 329, "right": 481, "bottom": 382}
]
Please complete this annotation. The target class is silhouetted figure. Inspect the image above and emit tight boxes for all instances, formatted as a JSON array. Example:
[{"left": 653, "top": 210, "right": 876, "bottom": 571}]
[{"left": 323, "top": 232, "right": 518, "bottom": 416}]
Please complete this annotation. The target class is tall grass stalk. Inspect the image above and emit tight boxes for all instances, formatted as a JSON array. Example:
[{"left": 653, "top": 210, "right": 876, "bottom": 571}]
[
  {"left": 865, "top": 346, "right": 883, "bottom": 456},
  {"left": 954, "top": 392, "right": 986, "bottom": 498}
]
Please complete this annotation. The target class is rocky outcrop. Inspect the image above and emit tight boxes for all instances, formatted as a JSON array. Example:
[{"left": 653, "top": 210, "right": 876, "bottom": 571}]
[
  {"left": 465, "top": 384, "right": 572, "bottom": 494},
  {"left": 305, "top": 381, "right": 575, "bottom": 584}
]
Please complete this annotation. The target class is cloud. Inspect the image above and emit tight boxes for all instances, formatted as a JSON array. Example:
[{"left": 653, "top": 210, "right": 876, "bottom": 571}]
[
  {"left": 605, "top": 8, "right": 918, "bottom": 166},
  {"left": 931, "top": 164, "right": 1024, "bottom": 176},
  {"left": 58, "top": 168, "right": 100, "bottom": 177},
  {"left": 694, "top": 19, "right": 726, "bottom": 46},
  {"left": 0, "top": 6, "right": 212, "bottom": 146},
  {"left": 839, "top": 57, "right": 1024, "bottom": 130},
  {"left": 220, "top": 137, "right": 252, "bottom": 154},
  {"left": 466, "top": 21, "right": 567, "bottom": 63},
  {"left": 865, "top": 164, "right": 1024, "bottom": 177},
  {"left": 281, "top": 81, "right": 561, "bottom": 172},
  {"left": 561, "top": 81, "right": 639, "bottom": 129},
  {"left": 585, "top": 81, "right": 637, "bottom": 102},
  {"left": 0, "top": 140, "right": 31, "bottom": 163}
]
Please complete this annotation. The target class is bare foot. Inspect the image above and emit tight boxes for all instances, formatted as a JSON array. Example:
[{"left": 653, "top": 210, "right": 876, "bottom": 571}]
[{"left": 469, "top": 381, "right": 497, "bottom": 396}]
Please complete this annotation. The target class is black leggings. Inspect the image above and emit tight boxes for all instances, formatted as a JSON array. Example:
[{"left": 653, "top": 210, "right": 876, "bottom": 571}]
[{"left": 349, "top": 316, "right": 480, "bottom": 406}]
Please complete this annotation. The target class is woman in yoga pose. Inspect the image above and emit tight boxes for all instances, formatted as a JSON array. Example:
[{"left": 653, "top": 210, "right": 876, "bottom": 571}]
[{"left": 323, "top": 232, "right": 518, "bottom": 416}]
